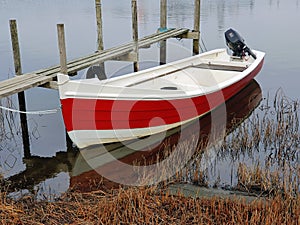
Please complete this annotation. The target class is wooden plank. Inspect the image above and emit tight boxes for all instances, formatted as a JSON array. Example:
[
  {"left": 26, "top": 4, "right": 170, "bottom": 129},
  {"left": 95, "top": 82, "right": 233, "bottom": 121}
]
[
  {"left": 64, "top": 28, "right": 188, "bottom": 71},
  {"left": 66, "top": 28, "right": 189, "bottom": 72},
  {"left": 179, "top": 31, "right": 200, "bottom": 40},
  {"left": 0, "top": 28, "right": 189, "bottom": 98},
  {"left": 110, "top": 52, "right": 138, "bottom": 62},
  {"left": 41, "top": 81, "right": 58, "bottom": 90},
  {"left": 0, "top": 75, "right": 54, "bottom": 97},
  {"left": 3, "top": 20, "right": 166, "bottom": 82}
]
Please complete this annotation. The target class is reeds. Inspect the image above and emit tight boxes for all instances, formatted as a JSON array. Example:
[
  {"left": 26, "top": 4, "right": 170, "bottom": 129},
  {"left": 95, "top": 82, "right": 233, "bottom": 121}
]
[
  {"left": 0, "top": 97, "right": 22, "bottom": 149},
  {"left": 0, "top": 186, "right": 299, "bottom": 224},
  {"left": 216, "top": 89, "right": 299, "bottom": 194}
]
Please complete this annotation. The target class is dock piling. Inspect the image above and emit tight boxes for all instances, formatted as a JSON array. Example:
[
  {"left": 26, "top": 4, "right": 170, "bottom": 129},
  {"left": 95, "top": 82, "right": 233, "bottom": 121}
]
[
  {"left": 132, "top": 0, "right": 139, "bottom": 72},
  {"left": 9, "top": 19, "right": 31, "bottom": 158},
  {"left": 160, "top": 0, "right": 167, "bottom": 65},
  {"left": 57, "top": 24, "right": 73, "bottom": 149},
  {"left": 95, "top": 0, "right": 104, "bottom": 52},
  {"left": 57, "top": 24, "right": 68, "bottom": 75},
  {"left": 95, "top": 0, "right": 106, "bottom": 78},
  {"left": 193, "top": 0, "right": 201, "bottom": 55}
]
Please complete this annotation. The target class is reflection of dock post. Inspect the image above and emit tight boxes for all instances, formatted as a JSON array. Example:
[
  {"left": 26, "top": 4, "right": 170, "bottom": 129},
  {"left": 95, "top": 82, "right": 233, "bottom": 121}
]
[
  {"left": 9, "top": 19, "right": 31, "bottom": 158},
  {"left": 160, "top": 0, "right": 167, "bottom": 65},
  {"left": 132, "top": 0, "right": 139, "bottom": 72},
  {"left": 193, "top": 0, "right": 201, "bottom": 55},
  {"left": 95, "top": 0, "right": 106, "bottom": 75}
]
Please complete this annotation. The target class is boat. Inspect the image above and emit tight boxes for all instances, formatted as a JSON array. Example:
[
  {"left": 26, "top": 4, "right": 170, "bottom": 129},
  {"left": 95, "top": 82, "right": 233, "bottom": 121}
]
[
  {"left": 57, "top": 29, "right": 265, "bottom": 148},
  {"left": 70, "top": 80, "right": 262, "bottom": 191}
]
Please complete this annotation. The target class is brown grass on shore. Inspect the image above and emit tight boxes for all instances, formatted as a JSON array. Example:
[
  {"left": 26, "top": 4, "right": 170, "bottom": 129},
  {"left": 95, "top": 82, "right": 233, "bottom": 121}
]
[{"left": 0, "top": 186, "right": 299, "bottom": 225}]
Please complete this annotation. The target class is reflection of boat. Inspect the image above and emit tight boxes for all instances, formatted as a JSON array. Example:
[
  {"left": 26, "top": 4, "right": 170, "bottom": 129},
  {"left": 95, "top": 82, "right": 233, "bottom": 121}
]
[
  {"left": 70, "top": 79, "right": 262, "bottom": 192},
  {"left": 58, "top": 29, "right": 264, "bottom": 148}
]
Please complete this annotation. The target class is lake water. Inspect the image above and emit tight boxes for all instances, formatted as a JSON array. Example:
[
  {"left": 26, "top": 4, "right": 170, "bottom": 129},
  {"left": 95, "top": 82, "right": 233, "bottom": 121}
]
[{"left": 0, "top": 0, "right": 299, "bottom": 198}]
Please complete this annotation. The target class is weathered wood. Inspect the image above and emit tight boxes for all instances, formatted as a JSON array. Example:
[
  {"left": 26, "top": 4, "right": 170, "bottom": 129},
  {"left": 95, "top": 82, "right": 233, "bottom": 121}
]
[
  {"left": 193, "top": 0, "right": 201, "bottom": 55},
  {"left": 95, "top": 0, "right": 104, "bottom": 51},
  {"left": 110, "top": 52, "right": 138, "bottom": 62},
  {"left": 68, "top": 29, "right": 188, "bottom": 72},
  {"left": 9, "top": 20, "right": 22, "bottom": 76},
  {"left": 95, "top": 0, "right": 106, "bottom": 78},
  {"left": 65, "top": 28, "right": 187, "bottom": 71},
  {"left": 41, "top": 81, "right": 58, "bottom": 90},
  {"left": 132, "top": 0, "right": 139, "bottom": 72},
  {"left": 160, "top": 0, "right": 167, "bottom": 30},
  {"left": 179, "top": 31, "right": 200, "bottom": 40},
  {"left": 160, "top": 0, "right": 167, "bottom": 65},
  {"left": 57, "top": 24, "right": 68, "bottom": 74},
  {"left": 0, "top": 28, "right": 189, "bottom": 98},
  {"left": 9, "top": 19, "right": 31, "bottom": 158}
]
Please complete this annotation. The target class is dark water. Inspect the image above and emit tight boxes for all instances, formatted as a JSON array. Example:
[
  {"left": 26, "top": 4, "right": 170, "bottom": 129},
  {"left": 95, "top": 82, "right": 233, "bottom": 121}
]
[{"left": 0, "top": 0, "right": 299, "bottom": 198}]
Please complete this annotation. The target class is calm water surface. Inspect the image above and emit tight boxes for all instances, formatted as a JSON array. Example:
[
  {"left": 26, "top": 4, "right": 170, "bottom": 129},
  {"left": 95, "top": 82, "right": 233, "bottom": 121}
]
[{"left": 0, "top": 0, "right": 299, "bottom": 197}]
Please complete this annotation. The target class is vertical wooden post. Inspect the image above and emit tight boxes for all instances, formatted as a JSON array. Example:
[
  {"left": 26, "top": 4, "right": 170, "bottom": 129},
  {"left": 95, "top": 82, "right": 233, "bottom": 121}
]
[
  {"left": 9, "top": 19, "right": 31, "bottom": 158},
  {"left": 56, "top": 24, "right": 72, "bottom": 150},
  {"left": 95, "top": 0, "right": 104, "bottom": 51},
  {"left": 57, "top": 24, "right": 67, "bottom": 74},
  {"left": 160, "top": 0, "right": 167, "bottom": 65},
  {"left": 95, "top": 0, "right": 106, "bottom": 78},
  {"left": 193, "top": 0, "right": 201, "bottom": 55},
  {"left": 131, "top": 0, "right": 139, "bottom": 72}
]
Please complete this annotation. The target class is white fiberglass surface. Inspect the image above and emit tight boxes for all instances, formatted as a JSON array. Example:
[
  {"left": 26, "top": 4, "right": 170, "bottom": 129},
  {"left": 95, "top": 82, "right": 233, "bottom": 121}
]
[{"left": 131, "top": 67, "right": 240, "bottom": 91}]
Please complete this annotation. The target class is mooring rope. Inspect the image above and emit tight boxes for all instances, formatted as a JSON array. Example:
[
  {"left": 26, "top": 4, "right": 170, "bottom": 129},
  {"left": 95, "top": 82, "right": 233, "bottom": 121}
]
[{"left": 0, "top": 105, "right": 61, "bottom": 115}]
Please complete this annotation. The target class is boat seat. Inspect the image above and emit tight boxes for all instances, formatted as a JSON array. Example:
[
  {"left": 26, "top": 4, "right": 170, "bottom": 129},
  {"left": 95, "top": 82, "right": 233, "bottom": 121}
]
[{"left": 192, "top": 63, "right": 246, "bottom": 72}]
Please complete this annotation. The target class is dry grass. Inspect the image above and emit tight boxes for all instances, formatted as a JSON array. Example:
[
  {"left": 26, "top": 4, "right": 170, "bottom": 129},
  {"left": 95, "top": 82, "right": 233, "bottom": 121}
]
[
  {"left": 0, "top": 186, "right": 299, "bottom": 225},
  {"left": 237, "top": 162, "right": 299, "bottom": 197}
]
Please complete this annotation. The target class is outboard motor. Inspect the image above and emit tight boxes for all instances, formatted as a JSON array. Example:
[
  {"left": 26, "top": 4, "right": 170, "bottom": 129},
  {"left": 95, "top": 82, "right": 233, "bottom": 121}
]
[{"left": 225, "top": 28, "right": 256, "bottom": 59}]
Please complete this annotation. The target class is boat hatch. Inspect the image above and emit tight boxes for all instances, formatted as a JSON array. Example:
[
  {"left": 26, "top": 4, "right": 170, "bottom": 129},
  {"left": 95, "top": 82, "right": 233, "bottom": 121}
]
[{"left": 160, "top": 86, "right": 178, "bottom": 90}]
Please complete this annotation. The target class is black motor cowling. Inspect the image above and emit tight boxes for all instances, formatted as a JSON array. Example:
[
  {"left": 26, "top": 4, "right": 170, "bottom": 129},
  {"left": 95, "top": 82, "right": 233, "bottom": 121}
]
[{"left": 225, "top": 28, "right": 256, "bottom": 59}]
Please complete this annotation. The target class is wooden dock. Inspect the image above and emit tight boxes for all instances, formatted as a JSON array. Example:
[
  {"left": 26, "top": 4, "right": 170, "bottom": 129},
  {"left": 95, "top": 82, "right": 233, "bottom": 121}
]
[
  {"left": 0, "top": 28, "right": 191, "bottom": 98},
  {"left": 0, "top": 0, "right": 201, "bottom": 154}
]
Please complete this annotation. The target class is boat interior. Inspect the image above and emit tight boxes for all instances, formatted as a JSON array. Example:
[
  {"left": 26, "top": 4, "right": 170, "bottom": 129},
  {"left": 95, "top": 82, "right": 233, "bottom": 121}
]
[{"left": 125, "top": 60, "right": 251, "bottom": 92}]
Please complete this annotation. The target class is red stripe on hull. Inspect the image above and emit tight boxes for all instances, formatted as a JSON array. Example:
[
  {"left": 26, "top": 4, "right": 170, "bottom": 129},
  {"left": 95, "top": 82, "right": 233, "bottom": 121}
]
[{"left": 61, "top": 59, "right": 263, "bottom": 131}]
